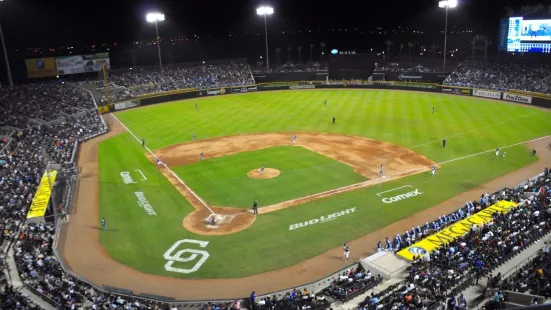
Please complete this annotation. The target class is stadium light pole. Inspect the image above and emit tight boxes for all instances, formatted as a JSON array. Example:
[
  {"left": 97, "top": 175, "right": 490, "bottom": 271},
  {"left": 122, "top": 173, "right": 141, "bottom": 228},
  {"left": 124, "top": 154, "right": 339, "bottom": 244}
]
[
  {"left": 256, "top": 6, "right": 274, "bottom": 71},
  {"left": 439, "top": 0, "right": 457, "bottom": 70},
  {"left": 0, "top": 0, "right": 13, "bottom": 87},
  {"left": 146, "top": 12, "right": 165, "bottom": 70}
]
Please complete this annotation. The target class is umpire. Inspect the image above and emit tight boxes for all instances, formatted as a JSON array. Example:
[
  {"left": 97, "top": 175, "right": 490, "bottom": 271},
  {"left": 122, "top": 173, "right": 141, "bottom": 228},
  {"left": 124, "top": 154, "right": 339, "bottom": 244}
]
[{"left": 252, "top": 200, "right": 259, "bottom": 215}]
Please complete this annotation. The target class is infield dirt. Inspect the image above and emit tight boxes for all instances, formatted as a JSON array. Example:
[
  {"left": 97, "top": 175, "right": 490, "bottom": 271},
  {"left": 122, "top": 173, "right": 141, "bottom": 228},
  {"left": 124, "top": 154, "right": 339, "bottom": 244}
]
[{"left": 61, "top": 113, "right": 551, "bottom": 300}]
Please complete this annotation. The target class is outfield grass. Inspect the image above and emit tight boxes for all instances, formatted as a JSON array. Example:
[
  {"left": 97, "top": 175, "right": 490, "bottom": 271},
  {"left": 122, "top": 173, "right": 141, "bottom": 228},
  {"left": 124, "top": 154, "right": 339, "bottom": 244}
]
[
  {"left": 172, "top": 146, "right": 366, "bottom": 207},
  {"left": 96, "top": 90, "right": 551, "bottom": 279}
]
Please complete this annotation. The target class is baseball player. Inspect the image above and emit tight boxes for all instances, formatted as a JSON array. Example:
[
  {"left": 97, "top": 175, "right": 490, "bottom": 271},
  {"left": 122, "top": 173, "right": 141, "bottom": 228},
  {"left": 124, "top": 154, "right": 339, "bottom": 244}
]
[
  {"left": 142, "top": 138, "right": 145, "bottom": 148},
  {"left": 432, "top": 106, "right": 435, "bottom": 114},
  {"left": 343, "top": 244, "right": 350, "bottom": 261},
  {"left": 431, "top": 165, "right": 436, "bottom": 177},
  {"left": 292, "top": 134, "right": 296, "bottom": 143},
  {"left": 192, "top": 133, "right": 196, "bottom": 141},
  {"left": 332, "top": 116, "right": 336, "bottom": 124},
  {"left": 209, "top": 215, "right": 216, "bottom": 225},
  {"left": 252, "top": 200, "right": 259, "bottom": 215},
  {"left": 260, "top": 167, "right": 265, "bottom": 175},
  {"left": 495, "top": 147, "right": 500, "bottom": 156},
  {"left": 157, "top": 158, "right": 162, "bottom": 167},
  {"left": 195, "top": 103, "right": 198, "bottom": 110},
  {"left": 379, "top": 164, "right": 385, "bottom": 178},
  {"left": 101, "top": 217, "right": 107, "bottom": 231},
  {"left": 442, "top": 138, "right": 446, "bottom": 148},
  {"left": 324, "top": 100, "right": 327, "bottom": 106},
  {"left": 200, "top": 151, "right": 204, "bottom": 160}
]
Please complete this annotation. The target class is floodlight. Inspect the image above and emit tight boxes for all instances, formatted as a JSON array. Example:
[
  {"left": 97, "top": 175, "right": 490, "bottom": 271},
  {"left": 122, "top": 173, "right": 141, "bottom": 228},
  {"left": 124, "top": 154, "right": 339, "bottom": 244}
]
[
  {"left": 256, "top": 6, "right": 274, "bottom": 16},
  {"left": 439, "top": 0, "right": 457, "bottom": 8},
  {"left": 146, "top": 12, "right": 165, "bottom": 23}
]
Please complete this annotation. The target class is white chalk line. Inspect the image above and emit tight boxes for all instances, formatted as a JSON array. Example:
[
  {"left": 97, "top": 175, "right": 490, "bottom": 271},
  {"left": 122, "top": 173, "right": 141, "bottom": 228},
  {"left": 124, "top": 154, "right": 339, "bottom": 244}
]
[
  {"left": 408, "top": 111, "right": 539, "bottom": 150},
  {"left": 376, "top": 185, "right": 412, "bottom": 196},
  {"left": 134, "top": 169, "right": 147, "bottom": 181},
  {"left": 110, "top": 113, "right": 215, "bottom": 215}
]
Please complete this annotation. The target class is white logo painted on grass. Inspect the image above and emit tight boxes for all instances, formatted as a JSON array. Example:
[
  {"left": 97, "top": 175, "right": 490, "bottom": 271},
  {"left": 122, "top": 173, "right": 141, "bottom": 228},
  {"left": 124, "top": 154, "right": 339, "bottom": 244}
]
[
  {"left": 382, "top": 189, "right": 423, "bottom": 204},
  {"left": 163, "top": 239, "right": 210, "bottom": 274},
  {"left": 289, "top": 207, "right": 356, "bottom": 231},
  {"left": 120, "top": 171, "right": 136, "bottom": 184},
  {"left": 134, "top": 192, "right": 157, "bottom": 215}
]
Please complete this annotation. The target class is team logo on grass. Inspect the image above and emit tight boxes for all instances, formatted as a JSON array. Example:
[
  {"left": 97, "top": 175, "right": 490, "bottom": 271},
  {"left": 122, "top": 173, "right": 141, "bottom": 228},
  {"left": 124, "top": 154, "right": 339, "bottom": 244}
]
[
  {"left": 134, "top": 192, "right": 157, "bottom": 216},
  {"left": 289, "top": 207, "right": 356, "bottom": 231},
  {"left": 163, "top": 239, "right": 210, "bottom": 274},
  {"left": 408, "top": 246, "right": 427, "bottom": 256},
  {"left": 120, "top": 171, "right": 136, "bottom": 184},
  {"left": 381, "top": 189, "right": 423, "bottom": 204}
]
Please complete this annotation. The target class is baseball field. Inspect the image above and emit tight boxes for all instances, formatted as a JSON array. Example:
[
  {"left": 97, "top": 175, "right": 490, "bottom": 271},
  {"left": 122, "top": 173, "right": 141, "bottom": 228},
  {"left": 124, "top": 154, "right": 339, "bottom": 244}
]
[{"left": 63, "top": 89, "right": 551, "bottom": 298}]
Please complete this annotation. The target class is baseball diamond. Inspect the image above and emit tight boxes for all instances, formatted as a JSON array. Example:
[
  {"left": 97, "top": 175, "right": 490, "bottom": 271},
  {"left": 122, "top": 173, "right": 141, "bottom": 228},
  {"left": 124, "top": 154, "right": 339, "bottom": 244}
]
[{"left": 56, "top": 88, "right": 551, "bottom": 301}]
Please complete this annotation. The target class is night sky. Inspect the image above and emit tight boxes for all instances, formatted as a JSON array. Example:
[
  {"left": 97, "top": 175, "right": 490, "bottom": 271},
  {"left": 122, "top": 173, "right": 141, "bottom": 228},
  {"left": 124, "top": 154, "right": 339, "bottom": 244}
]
[{"left": 0, "top": 0, "right": 534, "bottom": 48}]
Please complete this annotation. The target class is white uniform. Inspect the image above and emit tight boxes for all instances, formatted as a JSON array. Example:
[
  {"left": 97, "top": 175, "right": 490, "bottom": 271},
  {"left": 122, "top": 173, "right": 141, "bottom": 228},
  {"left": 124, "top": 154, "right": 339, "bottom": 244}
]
[
  {"left": 495, "top": 148, "right": 500, "bottom": 156},
  {"left": 157, "top": 158, "right": 162, "bottom": 167},
  {"left": 292, "top": 135, "right": 296, "bottom": 143},
  {"left": 431, "top": 166, "right": 436, "bottom": 177},
  {"left": 344, "top": 245, "right": 350, "bottom": 261}
]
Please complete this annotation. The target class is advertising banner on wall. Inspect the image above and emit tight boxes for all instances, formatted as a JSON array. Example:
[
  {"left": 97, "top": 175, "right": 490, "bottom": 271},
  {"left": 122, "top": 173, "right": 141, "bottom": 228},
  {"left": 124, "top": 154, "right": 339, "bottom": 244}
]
[
  {"left": 472, "top": 89, "right": 502, "bottom": 99},
  {"left": 397, "top": 200, "right": 518, "bottom": 260},
  {"left": 231, "top": 86, "right": 258, "bottom": 93},
  {"left": 197, "top": 88, "right": 229, "bottom": 96},
  {"left": 503, "top": 92, "right": 532, "bottom": 104},
  {"left": 289, "top": 85, "right": 316, "bottom": 90},
  {"left": 25, "top": 57, "right": 57, "bottom": 78},
  {"left": 442, "top": 87, "right": 471, "bottom": 96},
  {"left": 382, "top": 72, "right": 449, "bottom": 83},
  {"left": 114, "top": 100, "right": 139, "bottom": 111}
]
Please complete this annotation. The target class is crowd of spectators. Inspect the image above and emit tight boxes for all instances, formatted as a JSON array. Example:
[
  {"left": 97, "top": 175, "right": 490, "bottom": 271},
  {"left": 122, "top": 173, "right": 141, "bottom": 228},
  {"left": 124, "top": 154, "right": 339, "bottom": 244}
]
[
  {"left": 374, "top": 64, "right": 446, "bottom": 73},
  {"left": 0, "top": 83, "right": 97, "bottom": 128},
  {"left": 251, "top": 62, "right": 328, "bottom": 73},
  {"left": 444, "top": 60, "right": 551, "bottom": 94},
  {"left": 91, "top": 60, "right": 255, "bottom": 103},
  {"left": 320, "top": 267, "right": 383, "bottom": 302},
  {"left": 253, "top": 288, "right": 330, "bottom": 310}
]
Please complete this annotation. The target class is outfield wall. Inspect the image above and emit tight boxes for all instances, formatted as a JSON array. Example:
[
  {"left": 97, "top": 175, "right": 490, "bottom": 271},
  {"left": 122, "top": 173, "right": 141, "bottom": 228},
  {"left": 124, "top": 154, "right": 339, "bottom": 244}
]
[{"left": 102, "top": 81, "right": 551, "bottom": 113}]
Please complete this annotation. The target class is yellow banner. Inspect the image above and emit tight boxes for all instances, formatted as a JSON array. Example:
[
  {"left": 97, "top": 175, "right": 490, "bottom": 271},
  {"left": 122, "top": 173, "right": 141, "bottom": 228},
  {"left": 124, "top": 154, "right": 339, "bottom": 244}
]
[
  {"left": 97, "top": 105, "right": 110, "bottom": 114},
  {"left": 25, "top": 58, "right": 57, "bottom": 79},
  {"left": 397, "top": 200, "right": 518, "bottom": 260},
  {"left": 26, "top": 171, "right": 58, "bottom": 219}
]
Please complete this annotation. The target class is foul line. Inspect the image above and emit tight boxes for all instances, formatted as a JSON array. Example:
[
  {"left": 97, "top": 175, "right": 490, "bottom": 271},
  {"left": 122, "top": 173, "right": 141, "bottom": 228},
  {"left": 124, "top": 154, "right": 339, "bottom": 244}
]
[
  {"left": 408, "top": 111, "right": 539, "bottom": 150},
  {"left": 110, "top": 113, "right": 214, "bottom": 215},
  {"left": 376, "top": 185, "right": 412, "bottom": 196}
]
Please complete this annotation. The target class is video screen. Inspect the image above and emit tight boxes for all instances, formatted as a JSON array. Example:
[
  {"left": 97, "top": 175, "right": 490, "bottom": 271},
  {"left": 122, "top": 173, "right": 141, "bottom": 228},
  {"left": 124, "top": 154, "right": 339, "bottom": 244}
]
[{"left": 506, "top": 17, "right": 551, "bottom": 53}]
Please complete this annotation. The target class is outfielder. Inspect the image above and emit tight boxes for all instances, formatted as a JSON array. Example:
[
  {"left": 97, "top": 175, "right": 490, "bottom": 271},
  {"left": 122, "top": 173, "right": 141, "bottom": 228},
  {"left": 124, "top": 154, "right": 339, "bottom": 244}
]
[
  {"left": 495, "top": 147, "right": 500, "bottom": 156},
  {"left": 292, "top": 134, "right": 296, "bottom": 143},
  {"left": 101, "top": 217, "right": 107, "bottom": 231},
  {"left": 431, "top": 165, "right": 436, "bottom": 177},
  {"left": 192, "top": 133, "right": 196, "bottom": 141},
  {"left": 343, "top": 244, "right": 350, "bottom": 261}
]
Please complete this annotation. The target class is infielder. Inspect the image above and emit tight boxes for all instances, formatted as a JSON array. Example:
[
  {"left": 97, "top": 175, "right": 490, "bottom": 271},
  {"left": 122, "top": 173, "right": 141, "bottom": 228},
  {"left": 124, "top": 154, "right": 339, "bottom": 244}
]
[
  {"left": 157, "top": 158, "right": 162, "bottom": 167},
  {"left": 101, "top": 217, "right": 107, "bottom": 231},
  {"left": 343, "top": 244, "right": 350, "bottom": 261},
  {"left": 379, "top": 164, "right": 385, "bottom": 178},
  {"left": 292, "top": 134, "right": 296, "bottom": 143},
  {"left": 431, "top": 165, "right": 436, "bottom": 177},
  {"left": 200, "top": 151, "right": 204, "bottom": 160}
]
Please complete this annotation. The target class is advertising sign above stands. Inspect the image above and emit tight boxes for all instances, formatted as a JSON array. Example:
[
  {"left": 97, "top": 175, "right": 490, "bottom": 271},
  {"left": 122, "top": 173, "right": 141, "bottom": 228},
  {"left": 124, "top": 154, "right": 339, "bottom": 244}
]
[
  {"left": 56, "top": 53, "right": 111, "bottom": 75},
  {"left": 25, "top": 57, "right": 57, "bottom": 78},
  {"left": 231, "top": 86, "right": 258, "bottom": 93},
  {"left": 472, "top": 89, "right": 502, "bottom": 99},
  {"left": 382, "top": 72, "right": 450, "bottom": 83}
]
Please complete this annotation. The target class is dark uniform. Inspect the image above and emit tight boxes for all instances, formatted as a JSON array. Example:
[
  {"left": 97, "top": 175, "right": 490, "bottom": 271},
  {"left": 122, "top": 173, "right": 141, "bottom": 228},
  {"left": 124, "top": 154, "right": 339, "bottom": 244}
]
[
  {"left": 332, "top": 117, "right": 336, "bottom": 124},
  {"left": 442, "top": 138, "right": 446, "bottom": 148},
  {"left": 252, "top": 200, "right": 259, "bottom": 215}
]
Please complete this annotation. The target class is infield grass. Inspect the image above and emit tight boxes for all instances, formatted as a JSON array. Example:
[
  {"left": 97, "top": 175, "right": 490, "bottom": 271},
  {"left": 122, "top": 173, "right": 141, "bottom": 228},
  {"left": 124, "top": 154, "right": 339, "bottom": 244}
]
[
  {"left": 96, "top": 90, "right": 551, "bottom": 279},
  {"left": 172, "top": 146, "right": 366, "bottom": 207}
]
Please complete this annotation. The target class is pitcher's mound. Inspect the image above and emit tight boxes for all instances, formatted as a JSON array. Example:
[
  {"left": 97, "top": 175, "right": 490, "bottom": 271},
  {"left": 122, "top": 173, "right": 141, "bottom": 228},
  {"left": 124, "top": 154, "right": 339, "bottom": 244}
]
[{"left": 248, "top": 168, "right": 280, "bottom": 179}]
